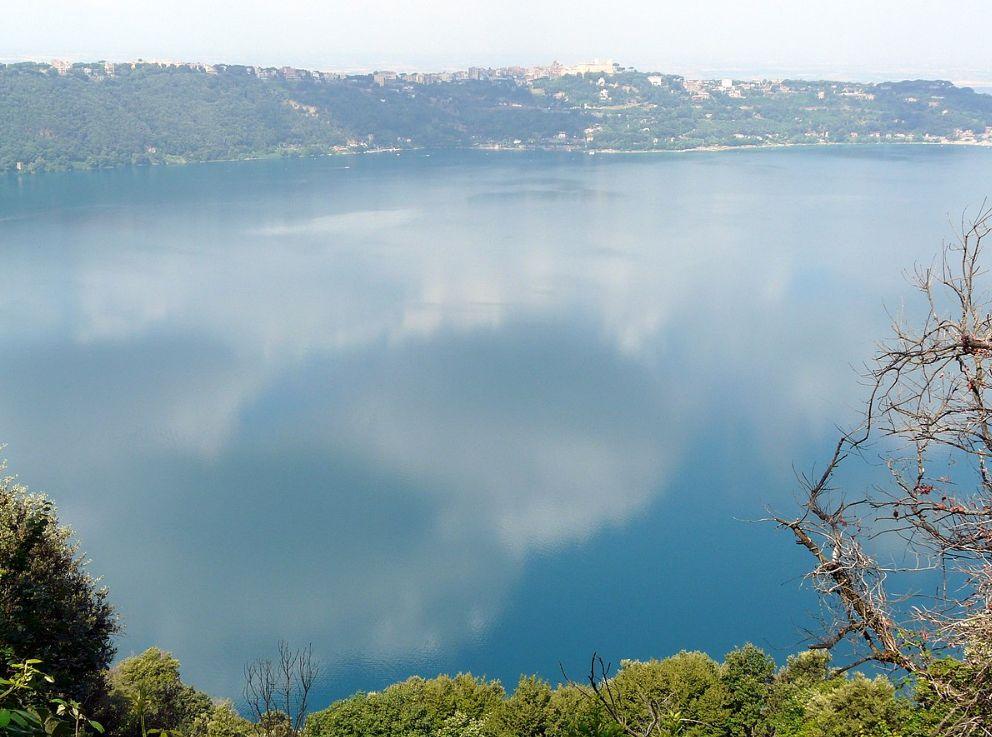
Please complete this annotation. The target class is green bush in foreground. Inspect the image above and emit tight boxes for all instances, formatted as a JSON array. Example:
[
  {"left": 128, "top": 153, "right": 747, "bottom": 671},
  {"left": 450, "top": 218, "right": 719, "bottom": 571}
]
[
  {"left": 0, "top": 460, "right": 118, "bottom": 707},
  {"left": 0, "top": 648, "right": 104, "bottom": 737}
]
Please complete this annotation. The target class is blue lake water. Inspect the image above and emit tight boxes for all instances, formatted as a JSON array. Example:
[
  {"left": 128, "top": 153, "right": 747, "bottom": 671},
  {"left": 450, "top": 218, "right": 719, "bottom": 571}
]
[{"left": 1, "top": 146, "right": 991, "bottom": 705}]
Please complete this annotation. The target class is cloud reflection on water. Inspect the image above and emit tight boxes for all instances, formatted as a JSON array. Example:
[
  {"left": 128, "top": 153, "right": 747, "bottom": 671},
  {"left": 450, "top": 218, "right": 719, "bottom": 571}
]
[{"left": 0, "top": 147, "right": 989, "bottom": 698}]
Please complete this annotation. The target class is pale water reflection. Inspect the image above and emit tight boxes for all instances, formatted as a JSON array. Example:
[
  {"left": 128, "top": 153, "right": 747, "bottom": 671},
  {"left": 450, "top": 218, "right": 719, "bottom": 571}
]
[{"left": 0, "top": 147, "right": 989, "bottom": 702}]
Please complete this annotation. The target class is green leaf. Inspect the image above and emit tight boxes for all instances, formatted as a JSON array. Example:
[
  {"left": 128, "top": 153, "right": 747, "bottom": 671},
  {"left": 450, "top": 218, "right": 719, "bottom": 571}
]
[
  {"left": 88, "top": 720, "right": 104, "bottom": 733},
  {"left": 0, "top": 709, "right": 11, "bottom": 727}
]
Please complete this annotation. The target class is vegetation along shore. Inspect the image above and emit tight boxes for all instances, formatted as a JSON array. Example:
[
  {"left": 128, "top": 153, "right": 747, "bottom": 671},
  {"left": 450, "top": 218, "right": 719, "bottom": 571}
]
[{"left": 2, "top": 59, "right": 991, "bottom": 172}]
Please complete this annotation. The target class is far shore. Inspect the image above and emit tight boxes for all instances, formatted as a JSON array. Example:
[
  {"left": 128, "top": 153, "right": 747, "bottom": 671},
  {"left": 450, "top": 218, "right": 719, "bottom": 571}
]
[
  {"left": 7, "top": 139, "right": 992, "bottom": 176},
  {"left": 475, "top": 139, "right": 992, "bottom": 156}
]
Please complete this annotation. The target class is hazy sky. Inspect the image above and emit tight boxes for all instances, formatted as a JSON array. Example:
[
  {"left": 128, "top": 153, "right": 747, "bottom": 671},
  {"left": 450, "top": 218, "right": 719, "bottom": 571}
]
[{"left": 3, "top": 1, "right": 991, "bottom": 79}]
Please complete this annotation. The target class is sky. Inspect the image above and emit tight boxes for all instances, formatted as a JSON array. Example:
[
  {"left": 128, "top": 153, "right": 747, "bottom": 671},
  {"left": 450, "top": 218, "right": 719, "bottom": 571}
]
[{"left": 3, "top": 0, "right": 991, "bottom": 81}]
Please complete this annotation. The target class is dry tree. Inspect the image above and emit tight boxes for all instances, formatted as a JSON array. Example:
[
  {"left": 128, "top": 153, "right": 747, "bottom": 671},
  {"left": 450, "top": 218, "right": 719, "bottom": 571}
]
[
  {"left": 773, "top": 201, "right": 992, "bottom": 736},
  {"left": 243, "top": 641, "right": 320, "bottom": 737}
]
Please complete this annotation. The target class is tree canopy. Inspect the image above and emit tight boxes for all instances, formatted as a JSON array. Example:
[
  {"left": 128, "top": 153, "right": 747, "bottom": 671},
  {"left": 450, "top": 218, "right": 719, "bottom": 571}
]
[{"left": 0, "top": 460, "right": 118, "bottom": 706}]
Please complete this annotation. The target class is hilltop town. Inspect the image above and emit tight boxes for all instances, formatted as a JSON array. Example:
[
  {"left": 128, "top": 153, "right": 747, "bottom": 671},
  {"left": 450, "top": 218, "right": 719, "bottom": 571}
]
[
  {"left": 3, "top": 58, "right": 992, "bottom": 171},
  {"left": 45, "top": 57, "right": 623, "bottom": 84}
]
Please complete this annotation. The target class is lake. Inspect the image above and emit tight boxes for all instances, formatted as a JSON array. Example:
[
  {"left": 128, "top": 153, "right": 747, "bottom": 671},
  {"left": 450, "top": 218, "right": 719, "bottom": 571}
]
[{"left": 1, "top": 145, "right": 990, "bottom": 704}]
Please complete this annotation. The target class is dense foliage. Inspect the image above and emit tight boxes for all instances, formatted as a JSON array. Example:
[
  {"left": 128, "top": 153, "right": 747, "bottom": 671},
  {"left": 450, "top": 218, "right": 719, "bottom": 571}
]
[
  {"left": 6, "top": 642, "right": 939, "bottom": 737},
  {"left": 0, "top": 461, "right": 118, "bottom": 706},
  {"left": 0, "top": 649, "right": 104, "bottom": 737},
  {"left": 108, "top": 649, "right": 213, "bottom": 737},
  {"left": 2, "top": 62, "right": 991, "bottom": 172},
  {"left": 102, "top": 649, "right": 260, "bottom": 737},
  {"left": 302, "top": 648, "right": 934, "bottom": 737}
]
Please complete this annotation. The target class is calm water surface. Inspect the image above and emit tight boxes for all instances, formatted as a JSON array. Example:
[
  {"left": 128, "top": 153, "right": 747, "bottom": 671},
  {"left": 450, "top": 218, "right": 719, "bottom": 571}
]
[{"left": 1, "top": 146, "right": 990, "bottom": 703}]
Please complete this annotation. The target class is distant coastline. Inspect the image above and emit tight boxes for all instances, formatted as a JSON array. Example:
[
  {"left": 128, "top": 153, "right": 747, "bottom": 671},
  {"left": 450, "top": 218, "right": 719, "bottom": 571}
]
[
  {"left": 8, "top": 140, "right": 992, "bottom": 179},
  {"left": 3, "top": 59, "right": 991, "bottom": 173},
  {"left": 478, "top": 139, "right": 992, "bottom": 155}
]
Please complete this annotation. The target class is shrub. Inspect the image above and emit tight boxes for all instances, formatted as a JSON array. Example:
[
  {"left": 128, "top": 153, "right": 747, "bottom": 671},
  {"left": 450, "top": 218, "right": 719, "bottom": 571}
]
[{"left": 0, "top": 459, "right": 118, "bottom": 706}]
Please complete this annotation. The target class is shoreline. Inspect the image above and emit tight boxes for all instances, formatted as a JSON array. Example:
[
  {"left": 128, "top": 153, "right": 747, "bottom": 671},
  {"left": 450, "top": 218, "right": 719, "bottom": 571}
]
[
  {"left": 475, "top": 139, "right": 992, "bottom": 156},
  {"left": 6, "top": 139, "right": 992, "bottom": 176}
]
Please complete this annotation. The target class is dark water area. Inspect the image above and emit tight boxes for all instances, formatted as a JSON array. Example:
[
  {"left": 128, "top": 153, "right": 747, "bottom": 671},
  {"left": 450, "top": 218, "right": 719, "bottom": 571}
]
[{"left": 1, "top": 146, "right": 990, "bottom": 706}]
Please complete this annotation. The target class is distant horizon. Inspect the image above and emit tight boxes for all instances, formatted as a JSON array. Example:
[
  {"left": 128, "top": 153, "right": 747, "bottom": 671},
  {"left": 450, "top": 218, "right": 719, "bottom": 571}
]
[
  {"left": 6, "top": 0, "right": 992, "bottom": 87},
  {"left": 4, "top": 53, "right": 992, "bottom": 87}
]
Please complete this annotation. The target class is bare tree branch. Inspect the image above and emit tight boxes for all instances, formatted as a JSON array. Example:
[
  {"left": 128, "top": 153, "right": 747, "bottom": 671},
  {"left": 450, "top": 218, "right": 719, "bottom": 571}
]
[
  {"left": 771, "top": 201, "right": 992, "bottom": 736},
  {"left": 244, "top": 642, "right": 320, "bottom": 737}
]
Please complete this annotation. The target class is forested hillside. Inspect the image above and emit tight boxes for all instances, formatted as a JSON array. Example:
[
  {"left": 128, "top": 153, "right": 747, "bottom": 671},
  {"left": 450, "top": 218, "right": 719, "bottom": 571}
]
[{"left": 2, "top": 61, "right": 992, "bottom": 172}]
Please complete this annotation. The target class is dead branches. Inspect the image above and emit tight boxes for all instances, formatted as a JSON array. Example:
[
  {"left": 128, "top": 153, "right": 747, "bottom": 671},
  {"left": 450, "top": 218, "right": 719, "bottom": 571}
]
[
  {"left": 243, "top": 641, "right": 320, "bottom": 737},
  {"left": 774, "top": 201, "right": 992, "bottom": 735}
]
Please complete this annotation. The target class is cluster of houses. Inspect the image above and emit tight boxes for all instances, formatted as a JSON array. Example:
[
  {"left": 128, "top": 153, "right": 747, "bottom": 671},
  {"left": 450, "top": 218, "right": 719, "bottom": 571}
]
[
  {"left": 40, "top": 58, "right": 622, "bottom": 87},
  {"left": 371, "top": 59, "right": 619, "bottom": 86}
]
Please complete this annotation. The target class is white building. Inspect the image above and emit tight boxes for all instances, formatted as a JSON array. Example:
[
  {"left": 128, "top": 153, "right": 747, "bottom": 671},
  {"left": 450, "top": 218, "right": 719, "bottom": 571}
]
[{"left": 567, "top": 59, "right": 616, "bottom": 76}]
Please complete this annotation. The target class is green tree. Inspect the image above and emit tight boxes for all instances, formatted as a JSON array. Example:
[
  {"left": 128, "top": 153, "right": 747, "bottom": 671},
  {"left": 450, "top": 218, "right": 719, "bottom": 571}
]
[
  {"left": 188, "top": 702, "right": 253, "bottom": 737},
  {"left": 719, "top": 645, "right": 774, "bottom": 737},
  {"left": 603, "top": 652, "right": 729, "bottom": 737},
  {"left": 108, "top": 648, "right": 211, "bottom": 737},
  {"left": 304, "top": 674, "right": 505, "bottom": 737},
  {"left": 546, "top": 685, "right": 620, "bottom": 737},
  {"left": 0, "top": 459, "right": 118, "bottom": 706},
  {"left": 256, "top": 711, "right": 292, "bottom": 737},
  {"left": 302, "top": 694, "right": 371, "bottom": 737},
  {"left": 437, "top": 710, "right": 485, "bottom": 737},
  {"left": 902, "top": 657, "right": 983, "bottom": 737},
  {"left": 489, "top": 676, "right": 552, "bottom": 737},
  {"left": 797, "top": 675, "right": 913, "bottom": 737},
  {"left": 763, "top": 651, "right": 831, "bottom": 737}
]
